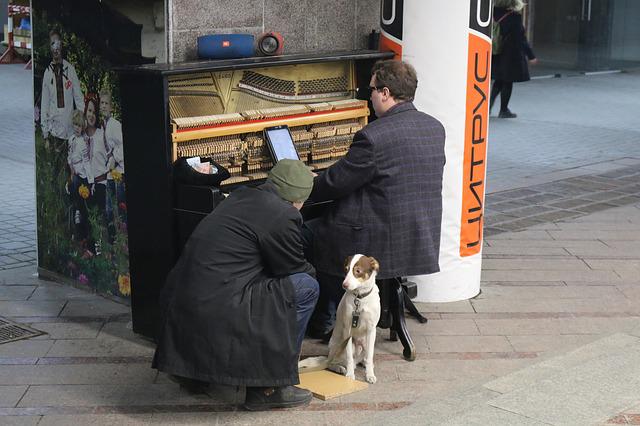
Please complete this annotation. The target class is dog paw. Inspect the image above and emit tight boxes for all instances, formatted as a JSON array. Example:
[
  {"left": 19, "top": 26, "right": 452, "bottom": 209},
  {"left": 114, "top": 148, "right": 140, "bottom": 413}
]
[
  {"left": 328, "top": 365, "right": 347, "bottom": 375},
  {"left": 346, "top": 372, "right": 355, "bottom": 380},
  {"left": 366, "top": 374, "right": 377, "bottom": 384}
]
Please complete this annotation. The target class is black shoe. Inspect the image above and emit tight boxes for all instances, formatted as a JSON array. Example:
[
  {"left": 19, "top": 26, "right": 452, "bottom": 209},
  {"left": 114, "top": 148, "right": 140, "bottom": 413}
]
[
  {"left": 244, "top": 385, "right": 312, "bottom": 411},
  {"left": 306, "top": 327, "right": 333, "bottom": 343},
  {"left": 169, "top": 374, "right": 210, "bottom": 395},
  {"left": 498, "top": 109, "right": 517, "bottom": 118}
]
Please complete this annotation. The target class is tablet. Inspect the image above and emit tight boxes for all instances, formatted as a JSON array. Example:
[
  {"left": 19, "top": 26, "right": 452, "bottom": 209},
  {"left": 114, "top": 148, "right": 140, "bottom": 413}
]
[{"left": 264, "top": 125, "right": 300, "bottom": 162}]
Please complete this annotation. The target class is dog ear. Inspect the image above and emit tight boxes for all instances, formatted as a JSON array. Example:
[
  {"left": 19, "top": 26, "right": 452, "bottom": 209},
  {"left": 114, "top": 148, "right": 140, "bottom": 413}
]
[
  {"left": 368, "top": 256, "right": 380, "bottom": 272},
  {"left": 344, "top": 255, "right": 353, "bottom": 272}
]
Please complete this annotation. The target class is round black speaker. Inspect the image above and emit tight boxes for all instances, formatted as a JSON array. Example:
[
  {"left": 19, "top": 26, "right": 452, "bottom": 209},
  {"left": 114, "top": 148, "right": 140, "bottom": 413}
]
[{"left": 256, "top": 32, "right": 284, "bottom": 56}]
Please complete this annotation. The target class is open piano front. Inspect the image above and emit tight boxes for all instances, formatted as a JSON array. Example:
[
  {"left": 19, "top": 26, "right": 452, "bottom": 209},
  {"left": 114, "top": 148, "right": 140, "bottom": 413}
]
[{"left": 117, "top": 50, "right": 393, "bottom": 338}]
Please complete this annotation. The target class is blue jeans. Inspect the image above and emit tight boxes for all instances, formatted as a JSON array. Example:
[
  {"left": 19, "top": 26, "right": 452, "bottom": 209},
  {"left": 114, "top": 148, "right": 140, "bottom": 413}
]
[{"left": 289, "top": 273, "right": 319, "bottom": 354}]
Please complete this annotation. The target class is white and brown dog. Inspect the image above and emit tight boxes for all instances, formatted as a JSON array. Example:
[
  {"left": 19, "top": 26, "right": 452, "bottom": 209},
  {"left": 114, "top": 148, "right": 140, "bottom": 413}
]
[{"left": 327, "top": 254, "right": 380, "bottom": 384}]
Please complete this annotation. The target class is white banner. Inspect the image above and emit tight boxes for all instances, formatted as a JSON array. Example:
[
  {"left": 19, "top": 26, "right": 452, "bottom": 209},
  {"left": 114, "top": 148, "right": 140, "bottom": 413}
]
[{"left": 380, "top": 0, "right": 492, "bottom": 302}]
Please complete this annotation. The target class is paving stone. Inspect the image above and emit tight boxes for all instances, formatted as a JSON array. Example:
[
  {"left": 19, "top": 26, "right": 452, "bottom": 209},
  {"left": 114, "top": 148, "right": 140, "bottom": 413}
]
[
  {"left": 26, "top": 322, "right": 102, "bottom": 340},
  {"left": 17, "top": 384, "right": 214, "bottom": 407},
  {"left": 481, "top": 258, "right": 590, "bottom": 271},
  {"left": 478, "top": 285, "right": 622, "bottom": 299},
  {"left": 475, "top": 318, "right": 640, "bottom": 337},
  {"left": 0, "top": 301, "right": 65, "bottom": 317},
  {"left": 411, "top": 300, "right": 475, "bottom": 313},
  {"left": 406, "top": 319, "right": 480, "bottom": 336},
  {"left": 46, "top": 338, "right": 155, "bottom": 358},
  {"left": 471, "top": 297, "right": 638, "bottom": 314},
  {"left": 0, "top": 385, "right": 28, "bottom": 407},
  {"left": 0, "top": 286, "right": 36, "bottom": 301},
  {"left": 0, "top": 340, "right": 55, "bottom": 358},
  {"left": 481, "top": 269, "right": 622, "bottom": 283},
  {"left": 0, "top": 364, "right": 157, "bottom": 385},
  {"left": 487, "top": 334, "right": 640, "bottom": 425},
  {"left": 37, "top": 415, "right": 151, "bottom": 426},
  {"left": 59, "top": 300, "right": 130, "bottom": 318},
  {"left": 0, "top": 416, "right": 40, "bottom": 426},
  {"left": 29, "top": 285, "right": 97, "bottom": 301},
  {"left": 573, "top": 202, "right": 620, "bottom": 214},
  {"left": 506, "top": 334, "right": 603, "bottom": 353},
  {"left": 426, "top": 336, "right": 514, "bottom": 353}
]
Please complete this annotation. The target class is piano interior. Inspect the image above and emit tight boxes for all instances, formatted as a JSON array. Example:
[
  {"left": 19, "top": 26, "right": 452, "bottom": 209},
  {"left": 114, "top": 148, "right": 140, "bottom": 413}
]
[{"left": 168, "top": 61, "right": 368, "bottom": 186}]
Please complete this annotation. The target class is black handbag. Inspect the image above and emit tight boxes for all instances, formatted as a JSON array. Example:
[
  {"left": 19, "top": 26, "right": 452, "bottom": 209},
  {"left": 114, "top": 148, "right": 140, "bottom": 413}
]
[{"left": 173, "top": 157, "right": 231, "bottom": 187}]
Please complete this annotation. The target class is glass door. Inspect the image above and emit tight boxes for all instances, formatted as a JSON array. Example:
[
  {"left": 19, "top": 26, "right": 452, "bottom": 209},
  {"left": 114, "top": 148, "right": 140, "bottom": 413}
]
[{"left": 529, "top": 0, "right": 627, "bottom": 74}]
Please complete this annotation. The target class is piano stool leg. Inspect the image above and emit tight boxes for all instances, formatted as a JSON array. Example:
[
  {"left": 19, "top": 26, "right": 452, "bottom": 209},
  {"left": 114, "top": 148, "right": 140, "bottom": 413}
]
[
  {"left": 390, "top": 279, "right": 416, "bottom": 361},
  {"left": 403, "top": 291, "right": 429, "bottom": 324}
]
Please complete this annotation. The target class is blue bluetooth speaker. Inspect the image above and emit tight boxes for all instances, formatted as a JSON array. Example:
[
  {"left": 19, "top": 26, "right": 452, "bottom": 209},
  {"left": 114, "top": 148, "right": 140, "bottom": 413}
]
[{"left": 197, "top": 34, "right": 255, "bottom": 59}]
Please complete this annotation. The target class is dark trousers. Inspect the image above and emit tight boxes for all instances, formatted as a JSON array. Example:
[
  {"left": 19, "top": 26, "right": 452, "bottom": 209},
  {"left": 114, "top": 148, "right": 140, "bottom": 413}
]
[
  {"left": 490, "top": 80, "right": 513, "bottom": 112},
  {"left": 301, "top": 219, "right": 343, "bottom": 334},
  {"left": 289, "top": 272, "right": 319, "bottom": 354}
]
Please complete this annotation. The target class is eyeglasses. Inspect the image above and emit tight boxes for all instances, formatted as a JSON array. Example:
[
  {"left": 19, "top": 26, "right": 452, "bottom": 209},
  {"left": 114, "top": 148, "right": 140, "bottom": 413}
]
[{"left": 368, "top": 85, "right": 385, "bottom": 92}]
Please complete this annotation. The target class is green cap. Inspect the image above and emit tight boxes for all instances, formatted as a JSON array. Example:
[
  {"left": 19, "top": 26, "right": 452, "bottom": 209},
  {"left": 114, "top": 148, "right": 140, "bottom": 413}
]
[{"left": 267, "top": 159, "right": 314, "bottom": 203}]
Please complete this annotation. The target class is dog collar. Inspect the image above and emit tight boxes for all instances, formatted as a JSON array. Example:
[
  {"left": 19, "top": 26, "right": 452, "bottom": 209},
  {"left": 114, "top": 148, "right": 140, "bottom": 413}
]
[{"left": 355, "top": 288, "right": 374, "bottom": 299}]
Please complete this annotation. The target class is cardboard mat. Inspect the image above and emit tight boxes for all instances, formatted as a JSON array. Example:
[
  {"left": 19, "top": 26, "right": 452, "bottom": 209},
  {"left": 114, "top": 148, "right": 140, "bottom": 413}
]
[{"left": 298, "top": 370, "right": 368, "bottom": 400}]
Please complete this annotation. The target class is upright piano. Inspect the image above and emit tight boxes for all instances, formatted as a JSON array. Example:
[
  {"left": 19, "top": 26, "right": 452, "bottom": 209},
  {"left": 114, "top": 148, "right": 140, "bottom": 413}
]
[{"left": 117, "top": 50, "right": 393, "bottom": 339}]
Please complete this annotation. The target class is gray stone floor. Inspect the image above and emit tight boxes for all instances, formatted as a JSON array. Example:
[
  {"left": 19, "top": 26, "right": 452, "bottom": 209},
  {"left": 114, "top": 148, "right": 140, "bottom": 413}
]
[{"left": 1, "top": 65, "right": 640, "bottom": 424}]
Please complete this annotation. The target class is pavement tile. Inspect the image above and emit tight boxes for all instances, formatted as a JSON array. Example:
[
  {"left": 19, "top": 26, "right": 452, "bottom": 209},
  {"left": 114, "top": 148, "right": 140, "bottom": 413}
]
[
  {"left": 37, "top": 414, "right": 151, "bottom": 426},
  {"left": 0, "top": 340, "right": 55, "bottom": 358},
  {"left": 478, "top": 285, "right": 623, "bottom": 299},
  {"left": 0, "top": 385, "right": 28, "bottom": 408},
  {"left": 472, "top": 297, "right": 639, "bottom": 313},
  {"left": 0, "top": 286, "right": 36, "bottom": 301},
  {"left": 426, "top": 336, "right": 514, "bottom": 353},
  {"left": 29, "top": 284, "right": 97, "bottom": 301},
  {"left": 481, "top": 269, "right": 623, "bottom": 283},
  {"left": 475, "top": 318, "right": 640, "bottom": 336},
  {"left": 488, "top": 335, "right": 640, "bottom": 425},
  {"left": 506, "top": 334, "right": 603, "bottom": 353},
  {"left": 24, "top": 322, "right": 102, "bottom": 340},
  {"left": 406, "top": 319, "right": 480, "bottom": 336},
  {"left": 59, "top": 300, "right": 131, "bottom": 318},
  {"left": 0, "top": 301, "right": 65, "bottom": 317},
  {"left": 17, "top": 384, "right": 214, "bottom": 408},
  {"left": 481, "top": 258, "right": 590, "bottom": 271},
  {"left": 0, "top": 416, "right": 41, "bottom": 426},
  {"left": 46, "top": 338, "right": 155, "bottom": 358},
  {"left": 411, "top": 300, "right": 475, "bottom": 313},
  {"left": 0, "top": 364, "right": 157, "bottom": 386}
]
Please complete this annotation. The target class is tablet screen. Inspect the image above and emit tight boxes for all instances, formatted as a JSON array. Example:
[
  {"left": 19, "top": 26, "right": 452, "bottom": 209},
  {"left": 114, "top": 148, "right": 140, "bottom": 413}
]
[{"left": 265, "top": 126, "right": 300, "bottom": 162}]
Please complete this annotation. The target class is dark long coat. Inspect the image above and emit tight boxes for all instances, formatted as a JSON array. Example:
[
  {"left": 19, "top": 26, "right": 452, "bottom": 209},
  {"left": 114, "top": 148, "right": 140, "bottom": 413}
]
[
  {"left": 152, "top": 183, "right": 315, "bottom": 387},
  {"left": 492, "top": 7, "right": 536, "bottom": 82},
  {"left": 310, "top": 102, "right": 446, "bottom": 279}
]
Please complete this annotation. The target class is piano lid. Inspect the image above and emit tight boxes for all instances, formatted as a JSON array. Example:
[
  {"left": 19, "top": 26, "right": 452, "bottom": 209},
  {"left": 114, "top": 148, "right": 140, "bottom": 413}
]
[{"left": 115, "top": 50, "right": 395, "bottom": 76}]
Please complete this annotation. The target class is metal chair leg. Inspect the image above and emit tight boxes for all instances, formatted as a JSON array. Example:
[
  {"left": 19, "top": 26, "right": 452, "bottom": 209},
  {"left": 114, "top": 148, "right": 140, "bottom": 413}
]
[
  {"left": 403, "top": 291, "right": 428, "bottom": 323},
  {"left": 390, "top": 279, "right": 416, "bottom": 361}
]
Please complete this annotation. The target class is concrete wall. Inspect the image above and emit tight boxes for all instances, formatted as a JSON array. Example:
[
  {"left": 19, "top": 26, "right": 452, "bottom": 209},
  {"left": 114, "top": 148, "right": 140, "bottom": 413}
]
[
  {"left": 168, "top": 0, "right": 381, "bottom": 62},
  {"left": 105, "top": 0, "right": 167, "bottom": 63}
]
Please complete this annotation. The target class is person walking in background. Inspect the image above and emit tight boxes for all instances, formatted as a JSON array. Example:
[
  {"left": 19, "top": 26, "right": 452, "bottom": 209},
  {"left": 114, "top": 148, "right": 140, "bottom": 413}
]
[{"left": 490, "top": 0, "right": 537, "bottom": 118}]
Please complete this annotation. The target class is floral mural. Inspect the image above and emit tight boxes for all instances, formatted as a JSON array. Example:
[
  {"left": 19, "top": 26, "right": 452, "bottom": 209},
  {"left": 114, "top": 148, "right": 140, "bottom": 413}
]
[{"left": 31, "top": 1, "right": 152, "bottom": 299}]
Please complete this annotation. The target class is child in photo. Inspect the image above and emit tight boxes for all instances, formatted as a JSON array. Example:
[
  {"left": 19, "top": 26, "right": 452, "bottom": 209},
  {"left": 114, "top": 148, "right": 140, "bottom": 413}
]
[
  {"left": 100, "top": 88, "right": 126, "bottom": 227},
  {"left": 67, "top": 109, "right": 92, "bottom": 241}
]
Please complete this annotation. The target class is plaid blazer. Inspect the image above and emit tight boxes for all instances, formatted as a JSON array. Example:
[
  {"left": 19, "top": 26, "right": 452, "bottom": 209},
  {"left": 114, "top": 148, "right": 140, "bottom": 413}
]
[{"left": 310, "top": 102, "right": 446, "bottom": 279}]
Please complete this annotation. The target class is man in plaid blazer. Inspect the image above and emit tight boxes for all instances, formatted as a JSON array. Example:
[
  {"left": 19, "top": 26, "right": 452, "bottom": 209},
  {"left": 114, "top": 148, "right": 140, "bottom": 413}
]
[{"left": 307, "top": 60, "right": 446, "bottom": 337}]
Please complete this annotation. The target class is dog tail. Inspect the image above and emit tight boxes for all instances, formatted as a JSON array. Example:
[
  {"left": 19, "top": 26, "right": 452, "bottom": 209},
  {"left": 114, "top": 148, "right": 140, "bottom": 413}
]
[{"left": 298, "top": 356, "right": 328, "bottom": 373}]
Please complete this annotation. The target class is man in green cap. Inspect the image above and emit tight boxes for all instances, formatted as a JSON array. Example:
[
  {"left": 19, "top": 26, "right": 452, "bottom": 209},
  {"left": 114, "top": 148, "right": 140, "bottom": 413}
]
[{"left": 153, "top": 159, "right": 319, "bottom": 410}]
